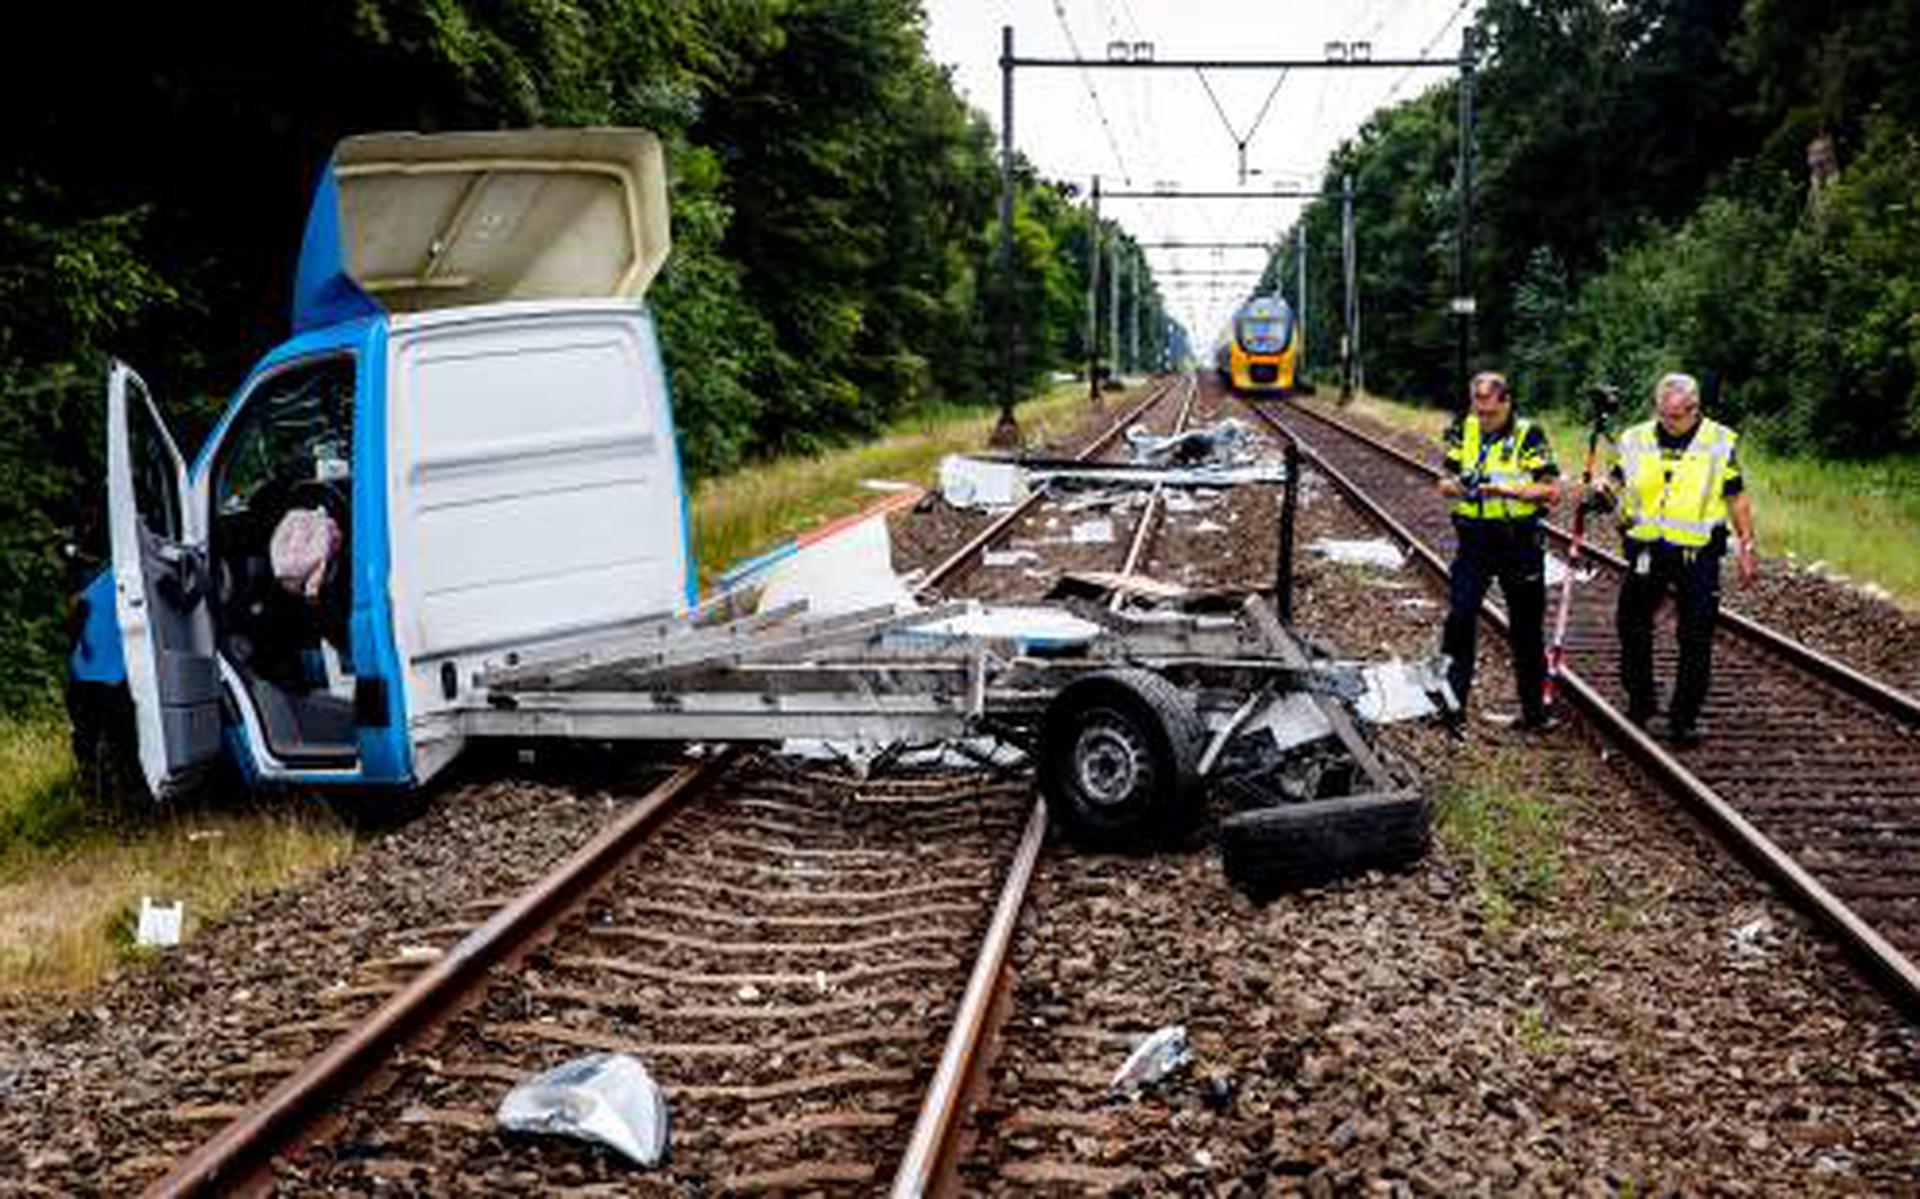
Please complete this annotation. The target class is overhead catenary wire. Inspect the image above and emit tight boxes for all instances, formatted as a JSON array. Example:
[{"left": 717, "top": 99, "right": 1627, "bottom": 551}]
[{"left": 1051, "top": 0, "right": 1134, "bottom": 185}]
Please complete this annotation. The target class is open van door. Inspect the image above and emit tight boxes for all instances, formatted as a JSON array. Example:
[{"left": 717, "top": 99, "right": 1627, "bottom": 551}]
[{"left": 106, "top": 361, "right": 222, "bottom": 797}]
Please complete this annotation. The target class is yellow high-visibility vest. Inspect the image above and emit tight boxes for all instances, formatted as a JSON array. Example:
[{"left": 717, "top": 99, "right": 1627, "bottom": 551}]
[
  {"left": 1449, "top": 415, "right": 1544, "bottom": 521},
  {"left": 1616, "top": 417, "right": 1737, "bottom": 548}
]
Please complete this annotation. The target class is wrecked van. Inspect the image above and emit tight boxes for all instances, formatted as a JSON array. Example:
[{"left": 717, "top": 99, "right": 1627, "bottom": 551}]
[{"left": 67, "top": 129, "right": 689, "bottom": 801}]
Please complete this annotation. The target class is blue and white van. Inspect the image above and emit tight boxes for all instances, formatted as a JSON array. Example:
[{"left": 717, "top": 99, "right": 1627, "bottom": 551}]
[{"left": 68, "top": 129, "right": 692, "bottom": 800}]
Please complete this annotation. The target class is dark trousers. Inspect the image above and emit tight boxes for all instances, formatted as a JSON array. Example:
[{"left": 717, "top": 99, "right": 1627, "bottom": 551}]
[
  {"left": 1616, "top": 541, "right": 1722, "bottom": 727},
  {"left": 1442, "top": 518, "right": 1547, "bottom": 721}
]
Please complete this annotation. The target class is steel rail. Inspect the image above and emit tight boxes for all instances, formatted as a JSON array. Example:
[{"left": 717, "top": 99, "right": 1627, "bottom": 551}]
[
  {"left": 894, "top": 373, "right": 1199, "bottom": 1192},
  {"left": 889, "top": 798, "right": 1047, "bottom": 1197},
  {"left": 144, "top": 756, "right": 732, "bottom": 1197},
  {"left": 1112, "top": 374, "right": 1200, "bottom": 603},
  {"left": 920, "top": 375, "right": 1182, "bottom": 594},
  {"left": 1245, "top": 399, "right": 1920, "bottom": 1014},
  {"left": 1279, "top": 398, "right": 1920, "bottom": 727}
]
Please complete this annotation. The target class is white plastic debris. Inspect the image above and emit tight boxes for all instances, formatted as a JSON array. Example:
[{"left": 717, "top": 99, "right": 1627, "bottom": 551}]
[
  {"left": 1110, "top": 1025, "right": 1192, "bottom": 1093},
  {"left": 939, "top": 454, "right": 1027, "bottom": 508},
  {"left": 1725, "top": 915, "right": 1778, "bottom": 969},
  {"left": 1308, "top": 537, "right": 1406, "bottom": 571},
  {"left": 1070, "top": 518, "right": 1115, "bottom": 545},
  {"left": 496, "top": 1052, "right": 670, "bottom": 1168},
  {"left": 1353, "top": 659, "right": 1449, "bottom": 723},
  {"left": 135, "top": 897, "right": 183, "bottom": 948},
  {"left": 982, "top": 548, "right": 1041, "bottom": 568},
  {"left": 758, "top": 514, "right": 916, "bottom": 618},
  {"left": 1243, "top": 693, "right": 1337, "bottom": 753},
  {"left": 895, "top": 605, "right": 1103, "bottom": 653}
]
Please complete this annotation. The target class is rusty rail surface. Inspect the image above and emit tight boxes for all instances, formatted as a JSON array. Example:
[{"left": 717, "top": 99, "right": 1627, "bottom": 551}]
[
  {"left": 144, "top": 756, "right": 730, "bottom": 1197},
  {"left": 1247, "top": 392, "right": 1920, "bottom": 1015},
  {"left": 148, "top": 377, "right": 1191, "bottom": 1193}
]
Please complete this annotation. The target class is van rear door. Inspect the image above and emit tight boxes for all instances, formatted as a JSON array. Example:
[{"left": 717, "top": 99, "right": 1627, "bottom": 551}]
[
  {"left": 386, "top": 304, "right": 692, "bottom": 765},
  {"left": 106, "top": 362, "right": 222, "bottom": 796}
]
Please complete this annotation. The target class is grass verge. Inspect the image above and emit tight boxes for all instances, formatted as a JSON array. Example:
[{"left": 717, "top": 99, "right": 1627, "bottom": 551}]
[
  {"left": 1347, "top": 393, "right": 1920, "bottom": 609},
  {"left": 1433, "top": 749, "right": 1565, "bottom": 929},
  {"left": 690, "top": 384, "right": 1097, "bottom": 586},
  {"left": 1, "top": 718, "right": 354, "bottom": 999},
  {"left": 0, "top": 383, "right": 1115, "bottom": 999}
]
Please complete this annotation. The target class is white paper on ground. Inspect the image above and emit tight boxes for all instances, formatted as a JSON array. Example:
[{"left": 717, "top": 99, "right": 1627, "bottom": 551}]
[
  {"left": 758, "top": 515, "right": 915, "bottom": 618},
  {"left": 136, "top": 897, "right": 183, "bottom": 948}
]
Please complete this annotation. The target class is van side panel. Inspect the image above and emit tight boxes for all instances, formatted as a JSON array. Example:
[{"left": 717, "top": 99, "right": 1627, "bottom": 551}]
[{"left": 387, "top": 304, "right": 690, "bottom": 736}]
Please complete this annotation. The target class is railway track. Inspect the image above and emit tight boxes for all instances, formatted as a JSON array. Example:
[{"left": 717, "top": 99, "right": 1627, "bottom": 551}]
[
  {"left": 1246, "top": 389, "right": 1920, "bottom": 1011},
  {"left": 142, "top": 377, "right": 1190, "bottom": 1196}
]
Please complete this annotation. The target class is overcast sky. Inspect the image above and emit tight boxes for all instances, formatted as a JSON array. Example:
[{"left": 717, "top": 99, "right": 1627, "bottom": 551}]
[{"left": 922, "top": 0, "right": 1478, "bottom": 346}]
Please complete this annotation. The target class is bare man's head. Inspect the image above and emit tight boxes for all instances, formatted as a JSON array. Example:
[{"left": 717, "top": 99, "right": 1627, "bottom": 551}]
[
  {"left": 1470, "top": 371, "right": 1512, "bottom": 430},
  {"left": 1655, "top": 372, "right": 1702, "bottom": 437}
]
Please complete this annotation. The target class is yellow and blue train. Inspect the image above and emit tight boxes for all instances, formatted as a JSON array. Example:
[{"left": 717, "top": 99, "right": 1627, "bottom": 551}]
[{"left": 1213, "top": 295, "right": 1300, "bottom": 395}]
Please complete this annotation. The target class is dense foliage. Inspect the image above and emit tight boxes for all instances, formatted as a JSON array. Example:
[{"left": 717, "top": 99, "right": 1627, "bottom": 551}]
[
  {"left": 0, "top": 0, "right": 1168, "bottom": 711},
  {"left": 1271, "top": 0, "right": 1919, "bottom": 452}
]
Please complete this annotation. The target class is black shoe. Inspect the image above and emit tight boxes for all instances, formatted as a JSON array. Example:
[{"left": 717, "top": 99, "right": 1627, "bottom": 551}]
[
  {"left": 1663, "top": 717, "right": 1702, "bottom": 747},
  {"left": 1517, "top": 710, "right": 1561, "bottom": 734},
  {"left": 1624, "top": 701, "right": 1656, "bottom": 729}
]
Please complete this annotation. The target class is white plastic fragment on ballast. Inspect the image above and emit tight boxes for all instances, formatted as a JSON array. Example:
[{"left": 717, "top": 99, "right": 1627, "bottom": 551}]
[
  {"left": 1307, "top": 537, "right": 1406, "bottom": 571},
  {"left": 496, "top": 1052, "right": 670, "bottom": 1167},
  {"left": 1110, "top": 1025, "right": 1192, "bottom": 1094}
]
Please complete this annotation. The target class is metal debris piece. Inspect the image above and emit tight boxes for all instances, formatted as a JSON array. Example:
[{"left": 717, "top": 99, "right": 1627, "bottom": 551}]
[
  {"left": 496, "top": 1052, "right": 670, "bottom": 1168},
  {"left": 1110, "top": 1025, "right": 1192, "bottom": 1093}
]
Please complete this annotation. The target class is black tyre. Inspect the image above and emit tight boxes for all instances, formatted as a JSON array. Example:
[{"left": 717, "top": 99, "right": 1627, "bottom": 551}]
[
  {"left": 65, "top": 679, "right": 154, "bottom": 816},
  {"left": 1218, "top": 791, "right": 1430, "bottom": 899},
  {"left": 1037, "top": 668, "right": 1205, "bottom": 848}
]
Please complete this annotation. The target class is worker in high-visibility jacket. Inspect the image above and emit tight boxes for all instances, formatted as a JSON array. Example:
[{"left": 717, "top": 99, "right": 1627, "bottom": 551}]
[
  {"left": 1437, "top": 371, "right": 1562, "bottom": 730},
  {"left": 1596, "top": 372, "right": 1758, "bottom": 745}
]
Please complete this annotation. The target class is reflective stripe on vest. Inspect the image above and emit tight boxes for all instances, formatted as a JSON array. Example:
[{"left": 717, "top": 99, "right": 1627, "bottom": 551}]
[
  {"left": 1451, "top": 415, "right": 1540, "bottom": 521},
  {"left": 1618, "top": 418, "right": 1736, "bottom": 548}
]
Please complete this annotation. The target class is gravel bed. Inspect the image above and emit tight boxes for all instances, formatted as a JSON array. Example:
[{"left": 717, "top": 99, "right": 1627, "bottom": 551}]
[
  {"left": 959, "top": 389, "right": 1920, "bottom": 1194},
  {"left": 5, "top": 378, "right": 1916, "bottom": 1195},
  {"left": 0, "top": 764, "right": 669, "bottom": 1195}
]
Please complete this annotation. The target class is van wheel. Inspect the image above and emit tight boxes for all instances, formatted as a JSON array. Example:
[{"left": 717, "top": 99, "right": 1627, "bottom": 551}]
[
  {"left": 66, "top": 680, "right": 153, "bottom": 817},
  {"left": 1218, "top": 791, "right": 1430, "bottom": 899},
  {"left": 1038, "top": 669, "right": 1204, "bottom": 848}
]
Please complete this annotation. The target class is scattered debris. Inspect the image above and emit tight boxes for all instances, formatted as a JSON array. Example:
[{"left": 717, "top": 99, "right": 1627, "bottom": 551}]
[
  {"left": 1726, "top": 914, "right": 1780, "bottom": 969},
  {"left": 893, "top": 603, "right": 1104, "bottom": 653},
  {"left": 1047, "top": 570, "right": 1189, "bottom": 604},
  {"left": 497, "top": 1053, "right": 670, "bottom": 1168},
  {"left": 1110, "top": 1025, "right": 1192, "bottom": 1093},
  {"left": 758, "top": 514, "right": 916, "bottom": 617},
  {"left": 982, "top": 548, "right": 1041, "bottom": 568},
  {"left": 1308, "top": 537, "right": 1406, "bottom": 571},
  {"left": 1124, "top": 417, "right": 1259, "bottom": 466},
  {"left": 1069, "top": 518, "right": 1115, "bottom": 545},
  {"left": 939, "top": 455, "right": 1028, "bottom": 509},
  {"left": 135, "top": 898, "right": 183, "bottom": 949}
]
